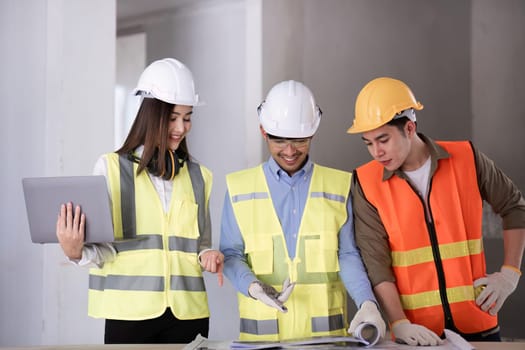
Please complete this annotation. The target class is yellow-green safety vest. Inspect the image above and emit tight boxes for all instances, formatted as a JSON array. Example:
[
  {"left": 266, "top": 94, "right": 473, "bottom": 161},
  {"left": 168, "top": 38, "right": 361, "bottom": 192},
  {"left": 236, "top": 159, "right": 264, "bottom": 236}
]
[
  {"left": 226, "top": 164, "right": 351, "bottom": 340},
  {"left": 88, "top": 153, "right": 212, "bottom": 320}
]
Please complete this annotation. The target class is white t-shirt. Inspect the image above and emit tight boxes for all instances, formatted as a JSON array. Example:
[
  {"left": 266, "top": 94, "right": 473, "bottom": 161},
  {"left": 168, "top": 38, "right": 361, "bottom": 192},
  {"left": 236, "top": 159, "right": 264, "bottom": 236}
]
[
  {"left": 403, "top": 156, "right": 431, "bottom": 220},
  {"left": 403, "top": 156, "right": 431, "bottom": 199}
]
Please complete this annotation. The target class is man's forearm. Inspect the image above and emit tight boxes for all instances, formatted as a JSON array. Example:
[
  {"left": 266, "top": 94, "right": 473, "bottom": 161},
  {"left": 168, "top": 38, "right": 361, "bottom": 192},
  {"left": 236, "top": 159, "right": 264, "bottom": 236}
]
[
  {"left": 374, "top": 281, "right": 407, "bottom": 323},
  {"left": 503, "top": 228, "right": 525, "bottom": 269}
]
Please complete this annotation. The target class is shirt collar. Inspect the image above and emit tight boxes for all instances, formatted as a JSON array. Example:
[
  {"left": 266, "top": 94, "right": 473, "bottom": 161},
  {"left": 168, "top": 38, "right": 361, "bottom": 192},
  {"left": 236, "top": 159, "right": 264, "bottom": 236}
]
[
  {"left": 382, "top": 133, "right": 450, "bottom": 181},
  {"left": 267, "top": 156, "right": 313, "bottom": 181},
  {"left": 135, "top": 145, "right": 145, "bottom": 157}
]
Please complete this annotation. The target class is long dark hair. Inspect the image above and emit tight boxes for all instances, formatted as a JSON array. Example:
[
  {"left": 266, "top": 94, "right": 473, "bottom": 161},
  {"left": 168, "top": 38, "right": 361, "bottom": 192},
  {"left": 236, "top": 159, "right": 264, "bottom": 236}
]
[{"left": 116, "top": 98, "right": 190, "bottom": 176}]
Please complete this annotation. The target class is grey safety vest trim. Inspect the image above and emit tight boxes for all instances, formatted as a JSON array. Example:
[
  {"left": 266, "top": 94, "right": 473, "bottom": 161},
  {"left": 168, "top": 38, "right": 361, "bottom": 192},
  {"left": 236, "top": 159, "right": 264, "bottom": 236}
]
[
  {"left": 239, "top": 314, "right": 345, "bottom": 336},
  {"left": 170, "top": 275, "right": 206, "bottom": 291},
  {"left": 119, "top": 155, "right": 137, "bottom": 239},
  {"left": 90, "top": 274, "right": 164, "bottom": 291},
  {"left": 311, "top": 314, "right": 345, "bottom": 333},
  {"left": 231, "top": 192, "right": 269, "bottom": 203},
  {"left": 169, "top": 236, "right": 199, "bottom": 253},
  {"left": 240, "top": 318, "right": 279, "bottom": 335},
  {"left": 232, "top": 191, "right": 344, "bottom": 204},
  {"left": 113, "top": 234, "right": 163, "bottom": 253},
  {"left": 310, "top": 191, "right": 345, "bottom": 203},
  {"left": 112, "top": 234, "right": 199, "bottom": 254},
  {"left": 89, "top": 274, "right": 205, "bottom": 292},
  {"left": 187, "top": 161, "right": 205, "bottom": 236}
]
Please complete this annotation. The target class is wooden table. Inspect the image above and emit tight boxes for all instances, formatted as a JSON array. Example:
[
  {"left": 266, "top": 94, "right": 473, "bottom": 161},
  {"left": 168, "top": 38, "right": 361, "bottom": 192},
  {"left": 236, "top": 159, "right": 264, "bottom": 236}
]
[{"left": 2, "top": 341, "right": 525, "bottom": 350}]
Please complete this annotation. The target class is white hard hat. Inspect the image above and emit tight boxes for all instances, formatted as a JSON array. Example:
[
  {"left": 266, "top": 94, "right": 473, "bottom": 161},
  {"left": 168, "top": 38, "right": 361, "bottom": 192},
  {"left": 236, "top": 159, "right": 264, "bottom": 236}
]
[
  {"left": 258, "top": 80, "right": 321, "bottom": 138},
  {"left": 133, "top": 58, "right": 203, "bottom": 106}
]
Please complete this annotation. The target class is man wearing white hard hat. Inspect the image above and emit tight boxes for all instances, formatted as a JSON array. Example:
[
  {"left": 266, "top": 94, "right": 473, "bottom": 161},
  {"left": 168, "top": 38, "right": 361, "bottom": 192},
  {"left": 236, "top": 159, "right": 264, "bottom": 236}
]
[
  {"left": 56, "top": 58, "right": 224, "bottom": 343},
  {"left": 220, "top": 80, "right": 385, "bottom": 341}
]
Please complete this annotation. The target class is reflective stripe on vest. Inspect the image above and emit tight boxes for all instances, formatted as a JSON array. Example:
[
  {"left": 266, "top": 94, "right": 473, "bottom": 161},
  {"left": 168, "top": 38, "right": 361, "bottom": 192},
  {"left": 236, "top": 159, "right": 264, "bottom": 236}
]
[
  {"left": 240, "top": 318, "right": 278, "bottom": 336},
  {"left": 391, "top": 239, "right": 483, "bottom": 267},
  {"left": 102, "top": 233, "right": 201, "bottom": 254},
  {"left": 356, "top": 141, "right": 496, "bottom": 335},
  {"left": 119, "top": 155, "right": 136, "bottom": 239},
  {"left": 88, "top": 153, "right": 210, "bottom": 320},
  {"left": 227, "top": 164, "right": 351, "bottom": 340},
  {"left": 239, "top": 314, "right": 345, "bottom": 336},
  {"left": 89, "top": 273, "right": 205, "bottom": 292}
]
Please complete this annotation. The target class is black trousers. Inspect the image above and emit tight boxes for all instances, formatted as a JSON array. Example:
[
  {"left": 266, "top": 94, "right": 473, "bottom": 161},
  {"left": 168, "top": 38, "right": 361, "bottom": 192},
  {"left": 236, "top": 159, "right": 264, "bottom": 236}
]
[
  {"left": 461, "top": 330, "right": 501, "bottom": 342},
  {"left": 444, "top": 325, "right": 501, "bottom": 342},
  {"left": 104, "top": 308, "right": 209, "bottom": 344}
]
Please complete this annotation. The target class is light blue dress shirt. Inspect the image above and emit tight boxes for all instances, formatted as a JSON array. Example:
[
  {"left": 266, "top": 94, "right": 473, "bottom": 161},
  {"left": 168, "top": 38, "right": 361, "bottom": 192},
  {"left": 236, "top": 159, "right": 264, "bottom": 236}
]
[{"left": 220, "top": 157, "right": 376, "bottom": 308}]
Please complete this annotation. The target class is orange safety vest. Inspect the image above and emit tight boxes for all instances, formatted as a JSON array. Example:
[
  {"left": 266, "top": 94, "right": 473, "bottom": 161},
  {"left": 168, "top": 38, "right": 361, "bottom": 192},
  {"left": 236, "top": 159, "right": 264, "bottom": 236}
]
[{"left": 356, "top": 141, "right": 497, "bottom": 336}]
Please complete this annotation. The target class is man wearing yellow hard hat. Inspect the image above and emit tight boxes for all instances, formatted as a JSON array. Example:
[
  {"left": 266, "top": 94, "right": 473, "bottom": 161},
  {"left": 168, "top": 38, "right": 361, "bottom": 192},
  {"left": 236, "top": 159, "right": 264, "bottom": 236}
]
[{"left": 347, "top": 77, "right": 525, "bottom": 345}]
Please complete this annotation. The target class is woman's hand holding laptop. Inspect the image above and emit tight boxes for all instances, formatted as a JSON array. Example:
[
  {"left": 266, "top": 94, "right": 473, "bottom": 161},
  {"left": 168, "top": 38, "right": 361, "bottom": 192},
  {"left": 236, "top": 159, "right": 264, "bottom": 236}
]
[{"left": 56, "top": 202, "right": 85, "bottom": 260}]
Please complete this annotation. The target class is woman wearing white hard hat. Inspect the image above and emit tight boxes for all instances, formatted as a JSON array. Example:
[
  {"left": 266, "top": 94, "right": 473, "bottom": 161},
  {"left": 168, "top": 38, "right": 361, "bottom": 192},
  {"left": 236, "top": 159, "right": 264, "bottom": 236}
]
[{"left": 56, "top": 58, "right": 223, "bottom": 343}]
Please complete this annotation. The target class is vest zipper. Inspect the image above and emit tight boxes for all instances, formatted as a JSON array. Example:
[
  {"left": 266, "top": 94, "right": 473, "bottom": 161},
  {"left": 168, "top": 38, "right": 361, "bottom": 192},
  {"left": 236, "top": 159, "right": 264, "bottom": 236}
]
[{"left": 423, "top": 179, "right": 455, "bottom": 333}]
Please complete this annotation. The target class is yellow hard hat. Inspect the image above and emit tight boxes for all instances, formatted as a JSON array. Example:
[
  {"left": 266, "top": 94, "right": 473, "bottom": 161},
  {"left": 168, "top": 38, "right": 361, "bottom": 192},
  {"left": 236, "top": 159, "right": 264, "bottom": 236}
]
[{"left": 347, "top": 77, "right": 423, "bottom": 134}]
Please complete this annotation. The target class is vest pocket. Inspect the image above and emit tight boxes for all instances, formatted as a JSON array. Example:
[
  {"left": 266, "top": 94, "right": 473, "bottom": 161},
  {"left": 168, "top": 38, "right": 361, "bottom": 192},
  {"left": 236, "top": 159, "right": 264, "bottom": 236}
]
[
  {"left": 309, "top": 283, "right": 346, "bottom": 334},
  {"left": 304, "top": 233, "right": 340, "bottom": 273},
  {"left": 245, "top": 234, "right": 274, "bottom": 275},
  {"left": 170, "top": 199, "right": 199, "bottom": 238}
]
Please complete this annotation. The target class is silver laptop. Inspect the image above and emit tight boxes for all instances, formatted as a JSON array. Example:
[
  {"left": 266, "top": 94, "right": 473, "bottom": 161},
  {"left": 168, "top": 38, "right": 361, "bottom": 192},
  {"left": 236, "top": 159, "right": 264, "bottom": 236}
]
[{"left": 22, "top": 175, "right": 115, "bottom": 243}]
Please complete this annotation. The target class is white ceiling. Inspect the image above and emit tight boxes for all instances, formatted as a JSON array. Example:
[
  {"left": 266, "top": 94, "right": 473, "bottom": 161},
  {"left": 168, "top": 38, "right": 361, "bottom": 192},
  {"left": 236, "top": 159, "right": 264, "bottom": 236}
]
[{"left": 116, "top": 0, "right": 194, "bottom": 21}]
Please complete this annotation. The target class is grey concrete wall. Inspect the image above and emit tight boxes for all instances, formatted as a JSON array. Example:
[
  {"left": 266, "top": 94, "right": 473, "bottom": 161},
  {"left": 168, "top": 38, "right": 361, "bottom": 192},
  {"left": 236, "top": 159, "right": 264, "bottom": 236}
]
[
  {"left": 0, "top": 0, "right": 114, "bottom": 345},
  {"left": 304, "top": 0, "right": 472, "bottom": 172},
  {"left": 472, "top": 0, "right": 525, "bottom": 193},
  {"left": 262, "top": 0, "right": 524, "bottom": 340}
]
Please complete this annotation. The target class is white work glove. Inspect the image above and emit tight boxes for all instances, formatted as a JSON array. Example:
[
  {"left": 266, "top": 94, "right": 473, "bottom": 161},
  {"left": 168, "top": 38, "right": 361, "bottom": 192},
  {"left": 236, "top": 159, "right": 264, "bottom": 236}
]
[
  {"left": 248, "top": 278, "right": 295, "bottom": 313},
  {"left": 474, "top": 265, "right": 521, "bottom": 315},
  {"left": 391, "top": 319, "right": 443, "bottom": 346},
  {"left": 348, "top": 300, "right": 386, "bottom": 340}
]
